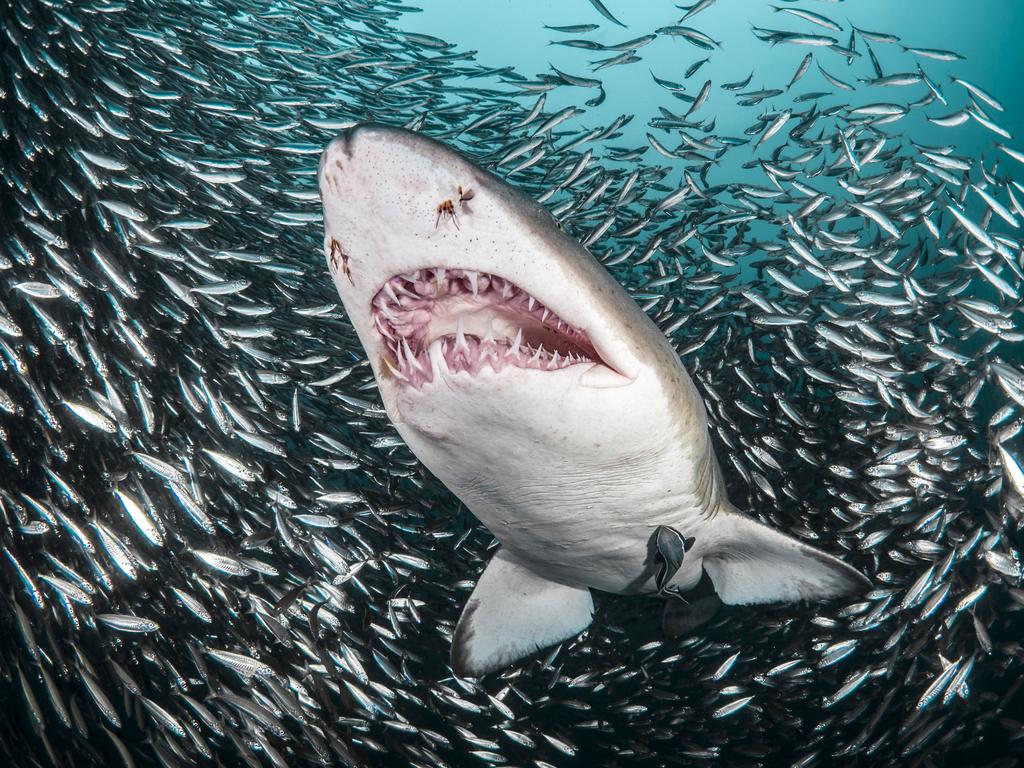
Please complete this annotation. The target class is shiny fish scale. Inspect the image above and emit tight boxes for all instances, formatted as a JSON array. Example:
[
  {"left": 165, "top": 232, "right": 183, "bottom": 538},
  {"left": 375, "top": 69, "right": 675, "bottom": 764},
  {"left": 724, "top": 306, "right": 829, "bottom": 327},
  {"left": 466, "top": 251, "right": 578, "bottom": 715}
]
[{"left": 0, "top": 0, "right": 1022, "bottom": 765}]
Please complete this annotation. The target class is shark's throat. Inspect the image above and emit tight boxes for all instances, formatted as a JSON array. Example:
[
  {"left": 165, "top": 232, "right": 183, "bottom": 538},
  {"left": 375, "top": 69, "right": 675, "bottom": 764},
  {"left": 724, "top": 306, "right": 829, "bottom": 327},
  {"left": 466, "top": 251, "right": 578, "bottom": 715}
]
[{"left": 371, "top": 267, "right": 603, "bottom": 388}]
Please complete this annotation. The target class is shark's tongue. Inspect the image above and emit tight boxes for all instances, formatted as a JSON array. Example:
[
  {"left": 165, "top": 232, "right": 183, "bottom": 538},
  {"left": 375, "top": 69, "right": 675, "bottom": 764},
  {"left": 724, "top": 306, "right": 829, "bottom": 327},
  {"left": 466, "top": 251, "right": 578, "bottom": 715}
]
[{"left": 372, "top": 268, "right": 602, "bottom": 387}]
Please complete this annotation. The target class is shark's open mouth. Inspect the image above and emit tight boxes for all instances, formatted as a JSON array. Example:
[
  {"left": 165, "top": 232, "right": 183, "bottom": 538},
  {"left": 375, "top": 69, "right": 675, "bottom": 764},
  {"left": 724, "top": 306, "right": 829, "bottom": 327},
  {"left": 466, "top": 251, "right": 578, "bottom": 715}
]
[{"left": 371, "top": 268, "right": 603, "bottom": 388}]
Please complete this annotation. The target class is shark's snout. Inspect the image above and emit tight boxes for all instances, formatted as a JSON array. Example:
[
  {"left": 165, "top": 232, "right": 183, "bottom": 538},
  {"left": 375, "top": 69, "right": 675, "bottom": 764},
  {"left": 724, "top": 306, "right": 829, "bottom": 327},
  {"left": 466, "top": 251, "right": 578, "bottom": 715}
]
[
  {"left": 319, "top": 123, "right": 647, "bottom": 386},
  {"left": 320, "top": 122, "right": 447, "bottom": 192},
  {"left": 318, "top": 125, "right": 374, "bottom": 203},
  {"left": 328, "top": 124, "right": 359, "bottom": 155},
  {"left": 321, "top": 122, "right": 381, "bottom": 165},
  {"left": 318, "top": 131, "right": 357, "bottom": 199}
]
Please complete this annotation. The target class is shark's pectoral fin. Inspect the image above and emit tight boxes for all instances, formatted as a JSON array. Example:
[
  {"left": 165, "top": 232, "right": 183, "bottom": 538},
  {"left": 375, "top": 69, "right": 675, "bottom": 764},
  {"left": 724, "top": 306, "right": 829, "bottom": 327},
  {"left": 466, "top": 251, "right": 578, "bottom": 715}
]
[
  {"left": 704, "top": 511, "right": 870, "bottom": 605},
  {"left": 451, "top": 549, "right": 594, "bottom": 677}
]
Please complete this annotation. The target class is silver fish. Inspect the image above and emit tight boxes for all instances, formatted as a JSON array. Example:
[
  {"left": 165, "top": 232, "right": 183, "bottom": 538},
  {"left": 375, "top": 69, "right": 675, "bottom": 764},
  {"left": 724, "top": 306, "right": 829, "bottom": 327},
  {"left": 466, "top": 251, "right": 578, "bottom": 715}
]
[{"left": 0, "top": 0, "right": 1020, "bottom": 765}]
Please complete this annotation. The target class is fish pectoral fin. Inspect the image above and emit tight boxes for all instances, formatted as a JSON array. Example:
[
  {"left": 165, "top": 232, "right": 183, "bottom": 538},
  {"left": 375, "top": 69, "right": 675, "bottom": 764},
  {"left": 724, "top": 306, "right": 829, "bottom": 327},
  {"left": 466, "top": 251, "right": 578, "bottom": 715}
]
[
  {"left": 703, "top": 510, "right": 870, "bottom": 605},
  {"left": 451, "top": 549, "right": 594, "bottom": 677},
  {"left": 653, "top": 525, "right": 687, "bottom": 592}
]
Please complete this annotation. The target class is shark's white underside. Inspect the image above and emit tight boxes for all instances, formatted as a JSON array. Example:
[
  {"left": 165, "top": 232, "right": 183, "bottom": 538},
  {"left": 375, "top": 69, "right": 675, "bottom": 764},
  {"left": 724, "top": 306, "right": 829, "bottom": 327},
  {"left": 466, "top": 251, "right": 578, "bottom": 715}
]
[{"left": 319, "top": 124, "right": 869, "bottom": 677}]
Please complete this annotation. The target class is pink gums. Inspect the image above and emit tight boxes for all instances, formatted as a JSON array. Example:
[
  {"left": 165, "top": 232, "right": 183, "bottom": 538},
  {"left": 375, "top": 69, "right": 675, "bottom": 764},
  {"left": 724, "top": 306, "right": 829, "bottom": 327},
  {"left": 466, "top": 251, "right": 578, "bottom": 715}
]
[{"left": 370, "top": 267, "right": 600, "bottom": 388}]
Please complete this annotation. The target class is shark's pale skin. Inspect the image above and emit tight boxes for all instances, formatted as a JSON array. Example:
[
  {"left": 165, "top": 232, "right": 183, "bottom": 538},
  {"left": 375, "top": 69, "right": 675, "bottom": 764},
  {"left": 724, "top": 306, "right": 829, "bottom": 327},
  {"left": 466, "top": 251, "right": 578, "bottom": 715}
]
[{"left": 319, "top": 124, "right": 869, "bottom": 677}]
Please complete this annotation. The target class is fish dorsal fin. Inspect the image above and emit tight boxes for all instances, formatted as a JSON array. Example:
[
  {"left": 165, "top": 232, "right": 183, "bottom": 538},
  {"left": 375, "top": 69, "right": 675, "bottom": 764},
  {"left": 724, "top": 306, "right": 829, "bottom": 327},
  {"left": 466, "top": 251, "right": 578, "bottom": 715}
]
[
  {"left": 703, "top": 510, "right": 870, "bottom": 605},
  {"left": 451, "top": 549, "right": 594, "bottom": 677}
]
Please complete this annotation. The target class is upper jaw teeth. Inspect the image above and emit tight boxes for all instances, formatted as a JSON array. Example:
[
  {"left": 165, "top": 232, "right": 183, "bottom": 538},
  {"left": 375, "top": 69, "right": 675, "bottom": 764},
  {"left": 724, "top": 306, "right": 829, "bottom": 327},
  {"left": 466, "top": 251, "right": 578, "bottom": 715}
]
[
  {"left": 370, "top": 267, "right": 598, "bottom": 388},
  {"left": 454, "top": 315, "right": 468, "bottom": 352}
]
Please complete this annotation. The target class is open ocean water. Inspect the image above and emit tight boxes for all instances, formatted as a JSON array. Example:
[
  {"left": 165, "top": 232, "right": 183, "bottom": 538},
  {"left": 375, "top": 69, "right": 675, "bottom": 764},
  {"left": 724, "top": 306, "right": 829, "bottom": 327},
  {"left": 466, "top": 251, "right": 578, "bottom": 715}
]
[{"left": 2, "top": 1, "right": 1024, "bottom": 766}]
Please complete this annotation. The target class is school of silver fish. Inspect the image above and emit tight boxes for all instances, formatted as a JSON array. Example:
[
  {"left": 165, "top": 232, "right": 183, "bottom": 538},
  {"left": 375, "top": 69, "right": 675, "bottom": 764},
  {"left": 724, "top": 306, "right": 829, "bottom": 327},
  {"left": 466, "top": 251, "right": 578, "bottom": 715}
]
[{"left": 1, "top": 0, "right": 1023, "bottom": 765}]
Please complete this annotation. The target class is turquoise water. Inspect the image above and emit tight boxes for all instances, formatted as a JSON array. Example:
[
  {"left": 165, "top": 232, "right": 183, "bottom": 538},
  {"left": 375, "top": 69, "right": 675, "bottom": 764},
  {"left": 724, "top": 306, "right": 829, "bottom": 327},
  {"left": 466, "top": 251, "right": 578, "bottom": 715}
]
[{"left": 407, "top": 0, "right": 1024, "bottom": 162}]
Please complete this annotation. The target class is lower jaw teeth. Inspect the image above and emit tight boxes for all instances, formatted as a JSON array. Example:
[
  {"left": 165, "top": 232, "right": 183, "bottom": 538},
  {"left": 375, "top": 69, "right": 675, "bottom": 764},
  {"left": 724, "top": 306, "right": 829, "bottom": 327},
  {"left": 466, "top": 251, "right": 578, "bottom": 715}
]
[{"left": 387, "top": 333, "right": 590, "bottom": 386}]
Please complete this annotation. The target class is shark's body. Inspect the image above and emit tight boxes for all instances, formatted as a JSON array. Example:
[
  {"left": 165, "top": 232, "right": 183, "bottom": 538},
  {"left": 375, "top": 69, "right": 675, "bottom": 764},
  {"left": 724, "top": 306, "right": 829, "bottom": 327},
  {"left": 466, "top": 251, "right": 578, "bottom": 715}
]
[{"left": 319, "top": 124, "right": 868, "bottom": 676}]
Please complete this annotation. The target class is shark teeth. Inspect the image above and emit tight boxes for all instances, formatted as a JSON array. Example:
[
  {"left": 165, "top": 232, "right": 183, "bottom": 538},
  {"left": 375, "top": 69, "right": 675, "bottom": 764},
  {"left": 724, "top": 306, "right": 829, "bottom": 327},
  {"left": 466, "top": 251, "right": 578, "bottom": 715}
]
[
  {"left": 371, "top": 267, "right": 599, "bottom": 388},
  {"left": 435, "top": 334, "right": 580, "bottom": 376}
]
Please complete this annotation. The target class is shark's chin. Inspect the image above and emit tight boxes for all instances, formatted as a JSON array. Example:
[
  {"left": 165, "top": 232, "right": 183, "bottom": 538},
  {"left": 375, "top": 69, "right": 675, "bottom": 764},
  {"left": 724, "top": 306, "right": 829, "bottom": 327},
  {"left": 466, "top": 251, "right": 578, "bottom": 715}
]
[
  {"left": 399, "top": 356, "right": 597, "bottom": 400},
  {"left": 388, "top": 358, "right": 628, "bottom": 463},
  {"left": 368, "top": 266, "right": 625, "bottom": 389}
]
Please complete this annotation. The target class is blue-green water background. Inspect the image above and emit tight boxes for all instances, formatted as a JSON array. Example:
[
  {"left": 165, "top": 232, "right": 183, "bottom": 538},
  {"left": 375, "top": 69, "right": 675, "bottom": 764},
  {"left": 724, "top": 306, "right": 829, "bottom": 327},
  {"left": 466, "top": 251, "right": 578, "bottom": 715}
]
[
  {"left": 404, "top": 0, "right": 1023, "bottom": 180},
  {"left": 402, "top": 0, "right": 1024, "bottom": 385}
]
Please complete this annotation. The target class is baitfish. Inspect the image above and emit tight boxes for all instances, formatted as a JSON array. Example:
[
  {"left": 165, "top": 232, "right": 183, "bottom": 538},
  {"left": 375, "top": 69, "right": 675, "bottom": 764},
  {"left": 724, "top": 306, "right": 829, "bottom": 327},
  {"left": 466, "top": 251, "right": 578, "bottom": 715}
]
[
  {"left": 319, "top": 124, "right": 869, "bottom": 676},
  {"left": 2, "top": 0, "right": 1022, "bottom": 761}
]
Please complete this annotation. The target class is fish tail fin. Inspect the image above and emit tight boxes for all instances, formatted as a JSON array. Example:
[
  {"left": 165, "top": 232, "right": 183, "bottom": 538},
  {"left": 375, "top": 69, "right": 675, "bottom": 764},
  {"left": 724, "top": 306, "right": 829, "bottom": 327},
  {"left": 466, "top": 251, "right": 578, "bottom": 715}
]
[{"left": 702, "top": 508, "right": 870, "bottom": 605}]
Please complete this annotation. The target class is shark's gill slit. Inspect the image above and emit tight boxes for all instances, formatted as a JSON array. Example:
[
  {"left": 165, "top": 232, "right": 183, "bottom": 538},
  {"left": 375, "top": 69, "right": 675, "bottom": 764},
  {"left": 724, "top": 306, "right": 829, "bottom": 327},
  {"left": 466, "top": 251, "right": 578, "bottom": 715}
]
[{"left": 371, "top": 267, "right": 605, "bottom": 386}]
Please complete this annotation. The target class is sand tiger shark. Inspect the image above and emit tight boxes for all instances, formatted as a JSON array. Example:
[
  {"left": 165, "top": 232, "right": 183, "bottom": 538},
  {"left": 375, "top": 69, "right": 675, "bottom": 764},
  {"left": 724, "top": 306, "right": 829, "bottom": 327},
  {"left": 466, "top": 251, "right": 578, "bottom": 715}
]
[{"left": 318, "top": 123, "right": 869, "bottom": 677}]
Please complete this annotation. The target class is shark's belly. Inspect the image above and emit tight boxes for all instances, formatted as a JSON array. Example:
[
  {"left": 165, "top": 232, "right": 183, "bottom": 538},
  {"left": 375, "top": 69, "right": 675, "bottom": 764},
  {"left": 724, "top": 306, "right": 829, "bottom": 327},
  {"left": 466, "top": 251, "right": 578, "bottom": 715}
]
[
  {"left": 481, "top": 503, "right": 708, "bottom": 594},
  {"left": 388, "top": 359, "right": 724, "bottom": 595},
  {"left": 449, "top": 451, "right": 719, "bottom": 595}
]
